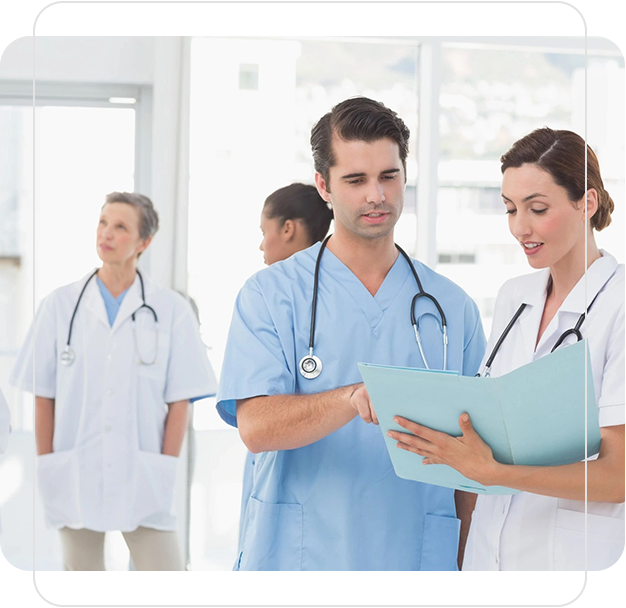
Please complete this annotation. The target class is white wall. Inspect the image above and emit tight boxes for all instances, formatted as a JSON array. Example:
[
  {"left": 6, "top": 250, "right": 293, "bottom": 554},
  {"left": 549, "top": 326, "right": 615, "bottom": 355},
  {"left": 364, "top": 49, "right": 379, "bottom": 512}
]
[{"left": 0, "top": 36, "right": 155, "bottom": 83}]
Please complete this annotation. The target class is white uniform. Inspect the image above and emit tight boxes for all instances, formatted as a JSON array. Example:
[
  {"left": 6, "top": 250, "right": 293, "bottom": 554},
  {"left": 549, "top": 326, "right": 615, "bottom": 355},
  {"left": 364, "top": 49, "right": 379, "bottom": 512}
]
[
  {"left": 0, "top": 387, "right": 10, "bottom": 534},
  {"left": 463, "top": 251, "right": 624, "bottom": 571},
  {"left": 10, "top": 271, "right": 217, "bottom": 533}
]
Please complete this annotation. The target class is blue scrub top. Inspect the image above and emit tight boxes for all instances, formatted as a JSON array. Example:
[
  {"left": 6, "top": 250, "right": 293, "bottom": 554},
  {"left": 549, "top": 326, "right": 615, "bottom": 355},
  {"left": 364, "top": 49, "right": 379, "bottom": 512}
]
[
  {"left": 96, "top": 277, "right": 129, "bottom": 326},
  {"left": 218, "top": 242, "right": 486, "bottom": 571}
]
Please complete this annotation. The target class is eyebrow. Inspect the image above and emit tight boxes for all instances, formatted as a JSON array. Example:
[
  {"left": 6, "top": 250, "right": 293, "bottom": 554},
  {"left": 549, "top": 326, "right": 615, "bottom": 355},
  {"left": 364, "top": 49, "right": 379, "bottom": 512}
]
[
  {"left": 340, "top": 168, "right": 400, "bottom": 180},
  {"left": 502, "top": 192, "right": 548, "bottom": 203}
]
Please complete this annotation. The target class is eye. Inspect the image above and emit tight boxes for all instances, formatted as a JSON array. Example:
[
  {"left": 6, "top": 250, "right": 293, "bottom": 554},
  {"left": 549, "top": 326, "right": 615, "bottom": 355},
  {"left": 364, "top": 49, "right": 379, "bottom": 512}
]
[
  {"left": 505, "top": 208, "right": 516, "bottom": 215},
  {"left": 118, "top": 224, "right": 126, "bottom": 230},
  {"left": 382, "top": 174, "right": 397, "bottom": 180},
  {"left": 531, "top": 208, "right": 548, "bottom": 215},
  {"left": 348, "top": 178, "right": 364, "bottom": 185}
]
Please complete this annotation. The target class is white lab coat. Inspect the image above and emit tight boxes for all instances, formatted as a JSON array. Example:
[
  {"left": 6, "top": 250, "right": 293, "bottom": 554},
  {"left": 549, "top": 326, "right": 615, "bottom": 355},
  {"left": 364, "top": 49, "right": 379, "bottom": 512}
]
[
  {"left": 463, "top": 251, "right": 624, "bottom": 571},
  {"left": 0, "top": 387, "right": 10, "bottom": 534},
  {"left": 10, "top": 271, "right": 217, "bottom": 532}
]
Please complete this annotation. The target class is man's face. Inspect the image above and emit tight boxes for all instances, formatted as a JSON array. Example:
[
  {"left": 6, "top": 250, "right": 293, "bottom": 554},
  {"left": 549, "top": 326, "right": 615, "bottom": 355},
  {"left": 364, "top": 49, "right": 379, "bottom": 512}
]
[{"left": 315, "top": 135, "right": 405, "bottom": 241}]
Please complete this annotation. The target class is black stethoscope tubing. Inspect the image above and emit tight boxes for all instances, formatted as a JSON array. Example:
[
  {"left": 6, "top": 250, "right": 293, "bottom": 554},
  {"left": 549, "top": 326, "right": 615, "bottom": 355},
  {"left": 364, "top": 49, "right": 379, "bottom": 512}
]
[
  {"left": 300, "top": 235, "right": 447, "bottom": 379},
  {"left": 479, "top": 290, "right": 601, "bottom": 377},
  {"left": 62, "top": 268, "right": 158, "bottom": 365}
]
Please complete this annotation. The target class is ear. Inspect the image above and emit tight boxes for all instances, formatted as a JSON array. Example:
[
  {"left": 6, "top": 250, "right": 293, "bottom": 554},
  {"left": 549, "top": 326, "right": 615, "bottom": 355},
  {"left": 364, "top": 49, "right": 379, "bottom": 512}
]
[
  {"left": 136, "top": 236, "right": 153, "bottom": 257},
  {"left": 584, "top": 189, "right": 599, "bottom": 222},
  {"left": 281, "top": 219, "right": 296, "bottom": 242},
  {"left": 314, "top": 172, "right": 331, "bottom": 202}
]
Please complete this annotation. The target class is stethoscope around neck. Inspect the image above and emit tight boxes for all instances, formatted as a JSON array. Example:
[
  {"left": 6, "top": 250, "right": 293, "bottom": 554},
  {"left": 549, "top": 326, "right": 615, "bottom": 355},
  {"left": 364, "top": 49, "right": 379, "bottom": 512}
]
[
  {"left": 60, "top": 268, "right": 159, "bottom": 367},
  {"left": 478, "top": 290, "right": 602, "bottom": 378},
  {"left": 299, "top": 235, "right": 448, "bottom": 379}
]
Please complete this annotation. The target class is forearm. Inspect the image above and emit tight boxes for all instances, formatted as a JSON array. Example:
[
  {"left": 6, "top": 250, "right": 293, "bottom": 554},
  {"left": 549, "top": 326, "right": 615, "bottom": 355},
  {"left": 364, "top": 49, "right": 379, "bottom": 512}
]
[
  {"left": 487, "top": 458, "right": 624, "bottom": 503},
  {"left": 35, "top": 396, "right": 55, "bottom": 455},
  {"left": 454, "top": 490, "right": 477, "bottom": 570},
  {"left": 162, "top": 400, "right": 189, "bottom": 457},
  {"left": 237, "top": 385, "right": 359, "bottom": 453},
  {"left": 484, "top": 426, "right": 624, "bottom": 503}
]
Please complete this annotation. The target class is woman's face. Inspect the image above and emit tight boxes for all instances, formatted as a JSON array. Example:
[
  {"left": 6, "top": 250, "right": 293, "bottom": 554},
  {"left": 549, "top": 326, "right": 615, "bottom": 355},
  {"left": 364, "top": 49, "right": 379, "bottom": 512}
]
[
  {"left": 502, "top": 164, "right": 587, "bottom": 270},
  {"left": 259, "top": 212, "right": 295, "bottom": 266},
  {"left": 97, "top": 202, "right": 149, "bottom": 265}
]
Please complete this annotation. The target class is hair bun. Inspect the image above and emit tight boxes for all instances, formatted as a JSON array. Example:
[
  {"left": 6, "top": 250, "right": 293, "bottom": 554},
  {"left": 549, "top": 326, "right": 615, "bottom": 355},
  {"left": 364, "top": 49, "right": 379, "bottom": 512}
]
[{"left": 594, "top": 189, "right": 614, "bottom": 231}]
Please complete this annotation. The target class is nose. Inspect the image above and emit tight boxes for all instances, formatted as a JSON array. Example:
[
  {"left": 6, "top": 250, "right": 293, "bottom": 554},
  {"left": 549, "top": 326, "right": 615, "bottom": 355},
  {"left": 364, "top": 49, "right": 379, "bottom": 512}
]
[
  {"left": 510, "top": 211, "right": 532, "bottom": 239},
  {"left": 365, "top": 181, "right": 385, "bottom": 205},
  {"left": 259, "top": 239, "right": 264, "bottom": 252}
]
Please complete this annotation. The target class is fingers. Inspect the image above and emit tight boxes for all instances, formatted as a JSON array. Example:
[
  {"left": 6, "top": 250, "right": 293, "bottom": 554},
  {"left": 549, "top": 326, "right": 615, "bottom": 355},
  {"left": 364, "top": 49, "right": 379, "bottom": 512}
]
[
  {"left": 387, "top": 430, "right": 436, "bottom": 457},
  {"left": 394, "top": 416, "right": 442, "bottom": 443},
  {"left": 459, "top": 413, "right": 473, "bottom": 433}
]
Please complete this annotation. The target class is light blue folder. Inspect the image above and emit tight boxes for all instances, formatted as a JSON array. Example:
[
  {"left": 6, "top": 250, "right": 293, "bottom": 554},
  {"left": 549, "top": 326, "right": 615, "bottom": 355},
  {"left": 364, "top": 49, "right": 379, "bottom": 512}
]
[{"left": 358, "top": 340, "right": 601, "bottom": 495}]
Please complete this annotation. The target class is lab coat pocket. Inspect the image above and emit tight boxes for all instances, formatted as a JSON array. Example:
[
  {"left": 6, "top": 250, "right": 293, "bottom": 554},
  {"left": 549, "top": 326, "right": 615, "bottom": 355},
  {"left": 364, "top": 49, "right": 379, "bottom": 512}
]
[
  {"left": 37, "top": 450, "right": 81, "bottom": 528},
  {"left": 420, "top": 513, "right": 461, "bottom": 571},
  {"left": 237, "top": 496, "right": 303, "bottom": 571},
  {"left": 134, "top": 451, "right": 178, "bottom": 522},
  {"left": 553, "top": 508, "right": 624, "bottom": 570}
]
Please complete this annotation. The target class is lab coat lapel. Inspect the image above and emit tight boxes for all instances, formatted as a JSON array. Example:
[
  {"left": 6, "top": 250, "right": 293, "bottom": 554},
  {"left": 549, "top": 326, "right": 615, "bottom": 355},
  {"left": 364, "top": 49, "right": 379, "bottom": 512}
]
[
  {"left": 532, "top": 252, "right": 617, "bottom": 354},
  {"left": 110, "top": 274, "right": 143, "bottom": 335},
  {"left": 518, "top": 269, "right": 551, "bottom": 361},
  {"left": 82, "top": 271, "right": 111, "bottom": 330}
]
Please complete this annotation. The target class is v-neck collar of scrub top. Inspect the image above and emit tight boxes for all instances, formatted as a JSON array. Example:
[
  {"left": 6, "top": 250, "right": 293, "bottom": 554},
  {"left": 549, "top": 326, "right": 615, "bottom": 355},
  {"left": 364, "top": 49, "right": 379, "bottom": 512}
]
[
  {"left": 82, "top": 270, "right": 147, "bottom": 335},
  {"left": 518, "top": 249, "right": 619, "bottom": 358},
  {"left": 306, "top": 241, "right": 412, "bottom": 331},
  {"left": 96, "top": 276, "right": 130, "bottom": 326}
]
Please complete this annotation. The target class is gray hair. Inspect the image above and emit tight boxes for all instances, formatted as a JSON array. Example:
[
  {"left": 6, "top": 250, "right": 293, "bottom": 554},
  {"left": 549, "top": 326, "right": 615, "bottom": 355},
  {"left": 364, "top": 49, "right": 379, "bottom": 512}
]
[{"left": 104, "top": 192, "right": 159, "bottom": 240}]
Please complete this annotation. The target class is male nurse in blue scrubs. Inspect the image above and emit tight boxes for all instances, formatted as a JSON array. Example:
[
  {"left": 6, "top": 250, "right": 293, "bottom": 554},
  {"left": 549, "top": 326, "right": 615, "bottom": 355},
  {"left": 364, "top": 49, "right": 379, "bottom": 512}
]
[{"left": 217, "top": 97, "right": 486, "bottom": 571}]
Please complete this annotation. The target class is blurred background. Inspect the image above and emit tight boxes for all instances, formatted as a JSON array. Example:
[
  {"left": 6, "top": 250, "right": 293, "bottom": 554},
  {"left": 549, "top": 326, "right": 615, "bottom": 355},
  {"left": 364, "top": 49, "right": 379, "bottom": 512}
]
[{"left": 0, "top": 35, "right": 623, "bottom": 571}]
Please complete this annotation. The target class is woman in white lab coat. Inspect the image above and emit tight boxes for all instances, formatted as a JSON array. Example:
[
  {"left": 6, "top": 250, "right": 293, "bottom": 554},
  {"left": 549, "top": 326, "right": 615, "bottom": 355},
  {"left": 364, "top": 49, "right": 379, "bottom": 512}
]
[
  {"left": 389, "top": 128, "right": 624, "bottom": 571},
  {"left": 11, "top": 192, "right": 216, "bottom": 570}
]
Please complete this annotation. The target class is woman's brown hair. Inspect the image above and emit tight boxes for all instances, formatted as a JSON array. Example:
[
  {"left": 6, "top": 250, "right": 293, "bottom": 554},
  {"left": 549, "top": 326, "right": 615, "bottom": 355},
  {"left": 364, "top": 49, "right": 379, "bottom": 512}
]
[{"left": 500, "top": 128, "right": 614, "bottom": 231}]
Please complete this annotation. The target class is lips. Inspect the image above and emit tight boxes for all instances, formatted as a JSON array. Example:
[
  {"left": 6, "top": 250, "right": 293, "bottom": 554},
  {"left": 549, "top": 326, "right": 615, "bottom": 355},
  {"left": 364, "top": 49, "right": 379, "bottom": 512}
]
[
  {"left": 521, "top": 242, "right": 544, "bottom": 256},
  {"left": 361, "top": 212, "right": 389, "bottom": 225},
  {"left": 99, "top": 243, "right": 113, "bottom": 252}
]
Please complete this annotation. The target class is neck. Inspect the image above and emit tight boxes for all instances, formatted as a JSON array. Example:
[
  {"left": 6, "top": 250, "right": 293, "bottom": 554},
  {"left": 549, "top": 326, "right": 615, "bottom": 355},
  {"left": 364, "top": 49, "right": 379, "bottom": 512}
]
[
  {"left": 98, "top": 261, "right": 138, "bottom": 297},
  {"left": 548, "top": 233, "right": 601, "bottom": 303},
  {"left": 326, "top": 224, "right": 398, "bottom": 295}
]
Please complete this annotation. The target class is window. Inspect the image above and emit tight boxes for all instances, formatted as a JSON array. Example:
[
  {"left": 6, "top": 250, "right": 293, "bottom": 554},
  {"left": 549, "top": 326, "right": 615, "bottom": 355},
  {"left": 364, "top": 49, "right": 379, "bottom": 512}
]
[{"left": 435, "top": 44, "right": 625, "bottom": 334}]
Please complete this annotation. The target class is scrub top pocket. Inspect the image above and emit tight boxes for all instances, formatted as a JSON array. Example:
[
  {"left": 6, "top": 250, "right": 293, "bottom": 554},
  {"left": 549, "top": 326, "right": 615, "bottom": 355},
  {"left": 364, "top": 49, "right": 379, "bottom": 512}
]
[
  {"left": 420, "top": 513, "right": 460, "bottom": 571},
  {"left": 237, "top": 496, "right": 303, "bottom": 571},
  {"left": 37, "top": 449, "right": 81, "bottom": 528}
]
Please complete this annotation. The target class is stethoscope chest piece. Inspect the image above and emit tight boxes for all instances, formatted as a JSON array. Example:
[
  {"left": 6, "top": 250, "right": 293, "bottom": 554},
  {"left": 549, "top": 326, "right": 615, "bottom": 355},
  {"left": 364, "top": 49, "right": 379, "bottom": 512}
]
[
  {"left": 60, "top": 347, "right": 76, "bottom": 366},
  {"left": 299, "top": 354, "right": 322, "bottom": 380}
]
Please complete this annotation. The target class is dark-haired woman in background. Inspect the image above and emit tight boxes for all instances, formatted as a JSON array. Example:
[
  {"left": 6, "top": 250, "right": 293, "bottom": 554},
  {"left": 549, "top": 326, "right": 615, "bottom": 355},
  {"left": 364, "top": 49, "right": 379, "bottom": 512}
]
[
  {"left": 389, "top": 128, "right": 624, "bottom": 571},
  {"left": 259, "top": 183, "right": 333, "bottom": 266},
  {"left": 238, "top": 183, "right": 333, "bottom": 541}
]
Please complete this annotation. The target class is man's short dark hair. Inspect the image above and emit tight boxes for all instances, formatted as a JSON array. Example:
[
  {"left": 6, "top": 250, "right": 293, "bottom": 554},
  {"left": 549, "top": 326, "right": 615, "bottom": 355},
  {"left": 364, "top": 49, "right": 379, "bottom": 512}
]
[{"left": 310, "top": 97, "right": 410, "bottom": 189}]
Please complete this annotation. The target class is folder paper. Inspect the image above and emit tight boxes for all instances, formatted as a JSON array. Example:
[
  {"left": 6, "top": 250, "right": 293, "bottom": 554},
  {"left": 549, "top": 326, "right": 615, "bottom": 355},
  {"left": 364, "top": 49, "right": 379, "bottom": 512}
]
[{"left": 358, "top": 340, "right": 601, "bottom": 495}]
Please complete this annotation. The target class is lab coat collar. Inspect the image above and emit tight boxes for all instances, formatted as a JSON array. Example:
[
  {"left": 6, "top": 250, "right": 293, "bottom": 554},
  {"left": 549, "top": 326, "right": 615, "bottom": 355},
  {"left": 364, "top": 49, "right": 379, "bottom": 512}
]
[
  {"left": 519, "top": 250, "right": 618, "bottom": 313},
  {"left": 82, "top": 269, "right": 157, "bottom": 333},
  {"left": 82, "top": 270, "right": 111, "bottom": 330},
  {"left": 558, "top": 250, "right": 618, "bottom": 314}
]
